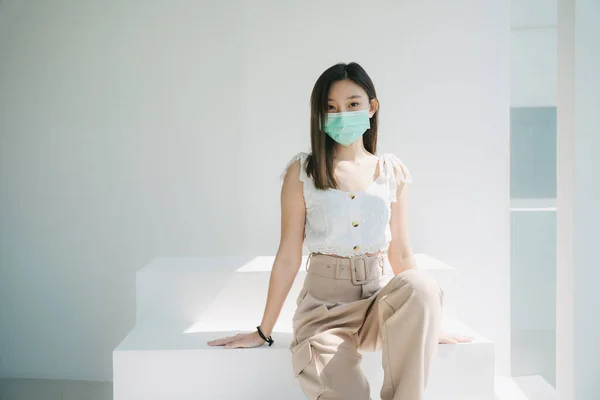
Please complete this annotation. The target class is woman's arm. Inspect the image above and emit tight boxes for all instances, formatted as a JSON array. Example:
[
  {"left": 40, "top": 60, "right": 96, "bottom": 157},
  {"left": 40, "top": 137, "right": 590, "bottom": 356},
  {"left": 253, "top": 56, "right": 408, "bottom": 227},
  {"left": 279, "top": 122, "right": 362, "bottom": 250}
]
[
  {"left": 206, "top": 158, "right": 306, "bottom": 348},
  {"left": 258, "top": 159, "right": 307, "bottom": 337},
  {"left": 387, "top": 163, "right": 417, "bottom": 275}
]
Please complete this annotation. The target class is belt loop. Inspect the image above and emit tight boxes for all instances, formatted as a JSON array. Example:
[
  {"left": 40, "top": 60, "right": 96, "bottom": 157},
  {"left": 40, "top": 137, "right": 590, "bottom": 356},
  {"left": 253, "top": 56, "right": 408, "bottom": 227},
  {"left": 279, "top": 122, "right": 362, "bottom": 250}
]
[
  {"left": 305, "top": 253, "right": 313, "bottom": 271},
  {"left": 335, "top": 257, "right": 340, "bottom": 278}
]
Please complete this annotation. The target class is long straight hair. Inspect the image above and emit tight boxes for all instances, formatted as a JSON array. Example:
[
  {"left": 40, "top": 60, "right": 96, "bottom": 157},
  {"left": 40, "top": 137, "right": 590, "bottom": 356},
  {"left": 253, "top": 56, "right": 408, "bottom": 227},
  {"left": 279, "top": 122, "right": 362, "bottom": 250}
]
[{"left": 304, "top": 62, "right": 379, "bottom": 190}]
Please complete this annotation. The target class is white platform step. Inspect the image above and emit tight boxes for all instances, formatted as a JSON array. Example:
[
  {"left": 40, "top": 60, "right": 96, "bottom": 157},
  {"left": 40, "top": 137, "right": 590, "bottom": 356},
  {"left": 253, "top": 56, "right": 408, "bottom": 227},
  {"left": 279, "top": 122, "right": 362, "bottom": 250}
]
[
  {"left": 113, "top": 315, "right": 494, "bottom": 400},
  {"left": 135, "top": 254, "right": 459, "bottom": 329},
  {"left": 114, "top": 254, "right": 494, "bottom": 399}
]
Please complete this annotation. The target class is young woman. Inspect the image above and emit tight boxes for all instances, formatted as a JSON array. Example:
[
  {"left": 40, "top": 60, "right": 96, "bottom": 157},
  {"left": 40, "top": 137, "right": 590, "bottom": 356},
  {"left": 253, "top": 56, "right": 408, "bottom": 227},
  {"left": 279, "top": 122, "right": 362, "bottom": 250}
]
[{"left": 208, "top": 62, "right": 472, "bottom": 400}]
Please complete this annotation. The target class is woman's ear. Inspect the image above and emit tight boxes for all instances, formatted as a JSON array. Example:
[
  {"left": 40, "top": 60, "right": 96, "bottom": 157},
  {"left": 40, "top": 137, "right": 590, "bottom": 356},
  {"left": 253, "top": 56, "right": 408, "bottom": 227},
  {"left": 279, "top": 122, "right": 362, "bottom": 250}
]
[{"left": 369, "top": 98, "right": 379, "bottom": 118}]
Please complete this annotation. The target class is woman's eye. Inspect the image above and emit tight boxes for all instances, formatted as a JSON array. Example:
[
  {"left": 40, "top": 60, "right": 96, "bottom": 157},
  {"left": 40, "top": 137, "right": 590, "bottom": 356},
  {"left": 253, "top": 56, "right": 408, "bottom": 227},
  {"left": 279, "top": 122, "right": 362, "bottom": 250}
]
[
  {"left": 350, "top": 102, "right": 359, "bottom": 107},
  {"left": 327, "top": 105, "right": 335, "bottom": 110}
]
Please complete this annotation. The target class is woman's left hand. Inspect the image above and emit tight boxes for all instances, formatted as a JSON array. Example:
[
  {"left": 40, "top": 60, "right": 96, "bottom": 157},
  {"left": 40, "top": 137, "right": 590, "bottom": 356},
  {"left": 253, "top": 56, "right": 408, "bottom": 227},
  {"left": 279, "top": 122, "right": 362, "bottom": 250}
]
[{"left": 438, "top": 330, "right": 474, "bottom": 344}]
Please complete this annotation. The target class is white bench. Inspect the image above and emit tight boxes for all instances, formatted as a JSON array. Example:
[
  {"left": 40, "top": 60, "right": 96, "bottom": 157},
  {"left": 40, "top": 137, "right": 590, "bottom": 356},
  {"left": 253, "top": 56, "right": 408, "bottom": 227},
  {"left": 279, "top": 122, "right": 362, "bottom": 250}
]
[{"left": 113, "top": 254, "right": 496, "bottom": 399}]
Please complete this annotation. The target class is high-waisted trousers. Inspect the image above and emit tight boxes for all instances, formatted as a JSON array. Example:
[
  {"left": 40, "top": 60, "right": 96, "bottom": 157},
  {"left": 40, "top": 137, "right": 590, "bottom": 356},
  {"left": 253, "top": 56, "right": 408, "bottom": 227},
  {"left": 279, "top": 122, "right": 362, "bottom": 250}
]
[{"left": 289, "top": 252, "right": 444, "bottom": 400}]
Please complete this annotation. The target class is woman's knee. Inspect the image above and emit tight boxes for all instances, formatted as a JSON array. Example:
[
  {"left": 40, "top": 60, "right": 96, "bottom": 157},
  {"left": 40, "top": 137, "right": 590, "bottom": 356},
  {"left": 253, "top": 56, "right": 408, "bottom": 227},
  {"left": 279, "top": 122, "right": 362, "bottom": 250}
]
[{"left": 390, "top": 269, "right": 443, "bottom": 308}]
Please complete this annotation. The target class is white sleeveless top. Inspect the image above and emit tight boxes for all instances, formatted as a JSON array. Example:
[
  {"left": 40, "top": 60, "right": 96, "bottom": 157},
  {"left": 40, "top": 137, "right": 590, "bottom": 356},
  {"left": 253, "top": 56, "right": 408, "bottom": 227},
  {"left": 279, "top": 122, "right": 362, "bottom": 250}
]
[{"left": 280, "top": 152, "right": 412, "bottom": 257}]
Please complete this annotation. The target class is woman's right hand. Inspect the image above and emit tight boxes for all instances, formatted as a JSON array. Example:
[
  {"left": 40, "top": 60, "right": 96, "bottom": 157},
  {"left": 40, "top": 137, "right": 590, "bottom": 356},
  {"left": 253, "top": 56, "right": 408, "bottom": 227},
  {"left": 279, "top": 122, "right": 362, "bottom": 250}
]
[{"left": 207, "top": 330, "right": 268, "bottom": 349}]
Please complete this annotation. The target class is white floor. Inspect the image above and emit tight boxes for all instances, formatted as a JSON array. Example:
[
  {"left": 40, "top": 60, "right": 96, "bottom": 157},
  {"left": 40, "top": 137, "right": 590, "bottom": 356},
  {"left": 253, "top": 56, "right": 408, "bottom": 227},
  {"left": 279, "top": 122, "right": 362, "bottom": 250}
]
[
  {"left": 511, "top": 329, "right": 556, "bottom": 386},
  {"left": 0, "top": 375, "right": 557, "bottom": 400},
  {"left": 0, "top": 378, "right": 112, "bottom": 400},
  {"left": 495, "top": 376, "right": 558, "bottom": 400}
]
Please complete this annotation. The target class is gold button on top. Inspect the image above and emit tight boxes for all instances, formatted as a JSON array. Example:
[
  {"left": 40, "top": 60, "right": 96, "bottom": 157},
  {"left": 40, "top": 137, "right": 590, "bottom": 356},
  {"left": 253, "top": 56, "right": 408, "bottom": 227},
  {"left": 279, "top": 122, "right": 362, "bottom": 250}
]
[
  {"left": 352, "top": 221, "right": 359, "bottom": 227},
  {"left": 348, "top": 192, "right": 356, "bottom": 199},
  {"left": 353, "top": 245, "right": 360, "bottom": 251}
]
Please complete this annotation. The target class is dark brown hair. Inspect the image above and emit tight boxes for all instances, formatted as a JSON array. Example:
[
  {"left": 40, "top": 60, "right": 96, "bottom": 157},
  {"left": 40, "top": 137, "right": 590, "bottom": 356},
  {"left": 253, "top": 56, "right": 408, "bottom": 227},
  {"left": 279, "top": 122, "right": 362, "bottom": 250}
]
[{"left": 304, "top": 62, "right": 379, "bottom": 190}]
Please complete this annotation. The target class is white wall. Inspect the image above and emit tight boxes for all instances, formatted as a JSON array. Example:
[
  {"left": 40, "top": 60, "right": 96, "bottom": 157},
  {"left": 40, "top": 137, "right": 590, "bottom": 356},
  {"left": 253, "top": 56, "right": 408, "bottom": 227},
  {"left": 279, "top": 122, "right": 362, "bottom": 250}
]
[
  {"left": 0, "top": 0, "right": 510, "bottom": 381},
  {"left": 557, "top": 0, "right": 600, "bottom": 398}
]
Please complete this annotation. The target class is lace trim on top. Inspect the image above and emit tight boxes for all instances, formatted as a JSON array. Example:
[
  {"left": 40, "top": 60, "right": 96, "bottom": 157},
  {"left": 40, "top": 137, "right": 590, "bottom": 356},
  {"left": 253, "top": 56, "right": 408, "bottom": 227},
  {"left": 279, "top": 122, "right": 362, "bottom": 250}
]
[
  {"left": 280, "top": 152, "right": 412, "bottom": 202},
  {"left": 279, "top": 152, "right": 309, "bottom": 183}
]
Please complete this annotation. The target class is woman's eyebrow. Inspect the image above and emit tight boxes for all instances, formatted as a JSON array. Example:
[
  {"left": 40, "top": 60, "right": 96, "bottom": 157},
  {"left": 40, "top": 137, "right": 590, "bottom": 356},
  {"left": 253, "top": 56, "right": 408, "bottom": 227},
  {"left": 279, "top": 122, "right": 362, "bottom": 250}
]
[{"left": 327, "top": 94, "right": 363, "bottom": 101}]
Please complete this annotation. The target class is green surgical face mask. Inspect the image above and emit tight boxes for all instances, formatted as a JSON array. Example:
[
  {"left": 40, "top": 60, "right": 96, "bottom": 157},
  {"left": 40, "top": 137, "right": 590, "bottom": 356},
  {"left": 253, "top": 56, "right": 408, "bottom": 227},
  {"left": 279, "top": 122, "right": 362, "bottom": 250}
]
[{"left": 323, "top": 109, "right": 371, "bottom": 146}]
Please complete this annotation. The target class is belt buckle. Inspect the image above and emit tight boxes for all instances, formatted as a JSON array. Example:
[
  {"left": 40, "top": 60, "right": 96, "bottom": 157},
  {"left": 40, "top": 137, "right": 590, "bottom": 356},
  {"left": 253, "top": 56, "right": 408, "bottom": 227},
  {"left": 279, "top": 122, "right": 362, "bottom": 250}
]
[{"left": 350, "top": 254, "right": 369, "bottom": 285}]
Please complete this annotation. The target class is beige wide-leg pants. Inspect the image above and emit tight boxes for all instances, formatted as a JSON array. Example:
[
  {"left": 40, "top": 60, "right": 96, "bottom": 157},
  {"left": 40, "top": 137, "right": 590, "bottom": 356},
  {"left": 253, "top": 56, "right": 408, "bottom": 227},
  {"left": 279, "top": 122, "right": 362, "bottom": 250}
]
[{"left": 289, "top": 252, "right": 444, "bottom": 400}]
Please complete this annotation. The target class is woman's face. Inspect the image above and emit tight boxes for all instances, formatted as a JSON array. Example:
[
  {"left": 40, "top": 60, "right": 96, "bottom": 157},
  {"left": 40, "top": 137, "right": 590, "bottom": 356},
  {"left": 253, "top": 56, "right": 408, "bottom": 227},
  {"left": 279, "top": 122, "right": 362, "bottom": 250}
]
[{"left": 326, "top": 79, "right": 377, "bottom": 117}]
